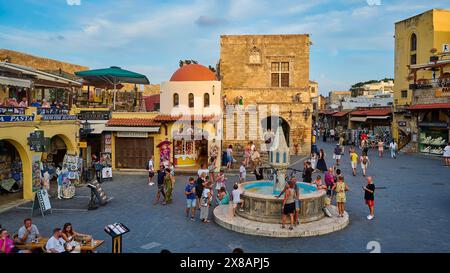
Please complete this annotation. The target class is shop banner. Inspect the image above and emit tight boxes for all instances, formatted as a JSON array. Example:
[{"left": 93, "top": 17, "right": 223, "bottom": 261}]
[
  {"left": 0, "top": 115, "right": 34, "bottom": 122},
  {"left": 40, "top": 115, "right": 77, "bottom": 120}
]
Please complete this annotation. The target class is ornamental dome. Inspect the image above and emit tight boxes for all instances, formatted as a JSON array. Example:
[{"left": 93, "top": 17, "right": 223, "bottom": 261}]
[{"left": 170, "top": 64, "right": 217, "bottom": 81}]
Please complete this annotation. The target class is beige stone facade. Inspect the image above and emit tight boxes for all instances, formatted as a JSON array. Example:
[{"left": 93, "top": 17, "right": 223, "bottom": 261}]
[
  {"left": 0, "top": 49, "right": 88, "bottom": 74},
  {"left": 220, "top": 34, "right": 312, "bottom": 156}
]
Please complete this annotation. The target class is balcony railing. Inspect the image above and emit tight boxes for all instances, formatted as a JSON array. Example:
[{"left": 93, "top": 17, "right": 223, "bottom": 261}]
[
  {"left": 0, "top": 106, "right": 27, "bottom": 115},
  {"left": 37, "top": 107, "right": 70, "bottom": 115},
  {"left": 410, "top": 78, "right": 450, "bottom": 89}
]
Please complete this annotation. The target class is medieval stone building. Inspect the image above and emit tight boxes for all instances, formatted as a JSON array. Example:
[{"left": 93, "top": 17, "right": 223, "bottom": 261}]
[{"left": 219, "top": 34, "right": 313, "bottom": 158}]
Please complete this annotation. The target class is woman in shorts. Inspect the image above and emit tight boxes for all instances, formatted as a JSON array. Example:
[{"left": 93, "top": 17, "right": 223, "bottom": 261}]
[{"left": 281, "top": 182, "right": 297, "bottom": 230}]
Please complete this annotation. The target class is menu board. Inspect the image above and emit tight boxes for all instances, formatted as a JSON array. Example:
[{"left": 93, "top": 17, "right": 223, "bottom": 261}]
[{"left": 104, "top": 223, "right": 130, "bottom": 237}]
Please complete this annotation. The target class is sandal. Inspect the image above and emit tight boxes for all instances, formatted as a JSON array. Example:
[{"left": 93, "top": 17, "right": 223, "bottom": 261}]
[
  {"left": 289, "top": 226, "right": 293, "bottom": 230},
  {"left": 281, "top": 225, "right": 285, "bottom": 229}
]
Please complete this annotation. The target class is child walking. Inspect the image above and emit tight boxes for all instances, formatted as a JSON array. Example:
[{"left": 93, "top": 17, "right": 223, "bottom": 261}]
[
  {"left": 231, "top": 183, "right": 245, "bottom": 216},
  {"left": 200, "top": 181, "right": 212, "bottom": 223},
  {"left": 332, "top": 176, "right": 349, "bottom": 217}
]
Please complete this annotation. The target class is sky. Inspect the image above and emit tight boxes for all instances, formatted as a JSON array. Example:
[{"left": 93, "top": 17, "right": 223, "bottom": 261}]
[{"left": 0, "top": 0, "right": 449, "bottom": 95}]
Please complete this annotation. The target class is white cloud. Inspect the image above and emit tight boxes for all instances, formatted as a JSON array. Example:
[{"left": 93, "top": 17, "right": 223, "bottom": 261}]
[{"left": 67, "top": 0, "right": 81, "bottom": 6}]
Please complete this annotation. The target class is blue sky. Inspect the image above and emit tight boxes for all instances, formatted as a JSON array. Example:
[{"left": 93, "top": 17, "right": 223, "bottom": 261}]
[{"left": 0, "top": 0, "right": 449, "bottom": 94}]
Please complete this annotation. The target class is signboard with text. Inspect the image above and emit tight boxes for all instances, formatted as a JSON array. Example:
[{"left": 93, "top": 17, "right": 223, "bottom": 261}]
[
  {"left": 41, "top": 115, "right": 77, "bottom": 121},
  {"left": 28, "top": 130, "right": 50, "bottom": 152},
  {"left": 435, "top": 87, "right": 450, "bottom": 97},
  {"left": 78, "top": 110, "right": 111, "bottom": 121},
  {"left": 0, "top": 115, "right": 34, "bottom": 122}
]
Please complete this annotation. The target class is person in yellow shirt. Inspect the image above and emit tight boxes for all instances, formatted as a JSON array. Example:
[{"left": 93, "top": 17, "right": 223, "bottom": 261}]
[{"left": 350, "top": 149, "right": 359, "bottom": 176}]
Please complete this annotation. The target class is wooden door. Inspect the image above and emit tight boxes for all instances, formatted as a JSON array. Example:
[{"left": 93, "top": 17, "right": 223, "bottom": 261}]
[{"left": 115, "top": 137, "right": 154, "bottom": 169}]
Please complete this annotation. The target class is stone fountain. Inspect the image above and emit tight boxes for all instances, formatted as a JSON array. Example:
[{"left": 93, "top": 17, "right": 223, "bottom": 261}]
[{"left": 213, "top": 123, "right": 349, "bottom": 237}]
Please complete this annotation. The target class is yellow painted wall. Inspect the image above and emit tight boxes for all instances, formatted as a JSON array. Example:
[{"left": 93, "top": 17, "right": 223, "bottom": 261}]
[
  {"left": 393, "top": 9, "right": 450, "bottom": 141},
  {"left": 0, "top": 119, "right": 79, "bottom": 200}
]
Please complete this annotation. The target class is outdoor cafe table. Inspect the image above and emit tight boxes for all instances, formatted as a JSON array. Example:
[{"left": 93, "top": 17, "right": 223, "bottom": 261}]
[
  {"left": 80, "top": 239, "right": 104, "bottom": 253},
  {"left": 15, "top": 237, "right": 49, "bottom": 251}
]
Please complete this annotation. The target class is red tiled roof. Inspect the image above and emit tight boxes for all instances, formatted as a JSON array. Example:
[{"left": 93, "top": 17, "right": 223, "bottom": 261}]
[
  {"left": 351, "top": 108, "right": 391, "bottom": 116},
  {"left": 407, "top": 103, "right": 450, "bottom": 110},
  {"left": 154, "top": 114, "right": 219, "bottom": 122},
  {"left": 106, "top": 118, "right": 160, "bottom": 127},
  {"left": 332, "top": 111, "right": 349, "bottom": 117},
  {"left": 318, "top": 111, "right": 337, "bottom": 115}
]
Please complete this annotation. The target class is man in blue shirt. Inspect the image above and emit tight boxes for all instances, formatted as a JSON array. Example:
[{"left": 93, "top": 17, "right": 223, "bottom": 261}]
[
  {"left": 185, "top": 177, "right": 197, "bottom": 221},
  {"left": 30, "top": 99, "right": 41, "bottom": 107}
]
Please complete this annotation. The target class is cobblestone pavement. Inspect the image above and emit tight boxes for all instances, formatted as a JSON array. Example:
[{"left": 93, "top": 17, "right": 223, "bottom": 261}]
[{"left": 0, "top": 140, "right": 449, "bottom": 253}]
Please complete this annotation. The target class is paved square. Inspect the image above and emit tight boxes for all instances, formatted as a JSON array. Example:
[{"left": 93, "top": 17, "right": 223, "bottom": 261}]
[{"left": 1, "top": 140, "right": 449, "bottom": 253}]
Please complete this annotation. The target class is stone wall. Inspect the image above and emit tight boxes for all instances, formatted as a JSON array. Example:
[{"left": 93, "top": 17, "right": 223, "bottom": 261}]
[
  {"left": 220, "top": 35, "right": 312, "bottom": 156},
  {"left": 0, "top": 49, "right": 88, "bottom": 74}
]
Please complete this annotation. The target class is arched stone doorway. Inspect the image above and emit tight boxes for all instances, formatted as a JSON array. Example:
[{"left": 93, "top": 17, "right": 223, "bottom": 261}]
[
  {"left": 0, "top": 139, "right": 30, "bottom": 203},
  {"left": 47, "top": 135, "right": 68, "bottom": 168},
  {"left": 261, "top": 116, "right": 290, "bottom": 146}
]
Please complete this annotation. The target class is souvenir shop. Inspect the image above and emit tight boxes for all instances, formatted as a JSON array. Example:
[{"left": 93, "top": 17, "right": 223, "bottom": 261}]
[
  {"left": 172, "top": 126, "right": 208, "bottom": 168},
  {"left": 416, "top": 109, "right": 449, "bottom": 156},
  {"left": 0, "top": 140, "right": 23, "bottom": 202}
]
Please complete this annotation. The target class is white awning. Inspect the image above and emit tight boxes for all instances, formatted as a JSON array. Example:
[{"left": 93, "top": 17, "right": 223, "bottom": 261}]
[
  {"left": 0, "top": 76, "right": 32, "bottom": 88},
  {"left": 80, "top": 120, "right": 107, "bottom": 134},
  {"left": 105, "top": 126, "right": 160, "bottom": 133},
  {"left": 350, "top": 117, "right": 367, "bottom": 122},
  {"left": 367, "top": 115, "right": 390, "bottom": 120},
  {"left": 0, "top": 62, "right": 82, "bottom": 86}
]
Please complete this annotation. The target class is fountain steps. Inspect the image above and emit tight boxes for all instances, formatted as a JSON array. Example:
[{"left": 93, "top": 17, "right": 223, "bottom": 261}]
[{"left": 213, "top": 205, "right": 349, "bottom": 238}]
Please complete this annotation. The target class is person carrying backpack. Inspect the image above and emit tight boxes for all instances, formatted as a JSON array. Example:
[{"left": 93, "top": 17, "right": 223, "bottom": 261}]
[{"left": 360, "top": 152, "right": 370, "bottom": 177}]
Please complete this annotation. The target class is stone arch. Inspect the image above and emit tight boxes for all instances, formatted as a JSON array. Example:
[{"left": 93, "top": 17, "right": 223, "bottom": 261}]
[
  {"left": 0, "top": 137, "right": 32, "bottom": 200},
  {"left": 260, "top": 115, "right": 290, "bottom": 146},
  {"left": 47, "top": 133, "right": 76, "bottom": 154}
]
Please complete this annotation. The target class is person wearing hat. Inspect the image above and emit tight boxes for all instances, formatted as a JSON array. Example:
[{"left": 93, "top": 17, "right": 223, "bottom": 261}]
[{"left": 333, "top": 144, "right": 342, "bottom": 166}]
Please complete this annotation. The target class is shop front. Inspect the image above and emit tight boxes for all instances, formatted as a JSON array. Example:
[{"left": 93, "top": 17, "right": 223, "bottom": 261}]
[
  {"left": 408, "top": 105, "right": 450, "bottom": 156},
  {"left": 172, "top": 126, "right": 209, "bottom": 168},
  {"left": 106, "top": 117, "right": 160, "bottom": 170},
  {"left": 153, "top": 115, "right": 220, "bottom": 171}
]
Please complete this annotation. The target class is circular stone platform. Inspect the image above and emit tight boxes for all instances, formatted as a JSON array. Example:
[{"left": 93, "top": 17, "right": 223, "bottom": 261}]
[{"left": 213, "top": 204, "right": 349, "bottom": 238}]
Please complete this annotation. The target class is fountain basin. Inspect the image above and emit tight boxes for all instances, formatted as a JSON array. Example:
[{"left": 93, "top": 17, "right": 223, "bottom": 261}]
[{"left": 237, "top": 180, "right": 326, "bottom": 224}]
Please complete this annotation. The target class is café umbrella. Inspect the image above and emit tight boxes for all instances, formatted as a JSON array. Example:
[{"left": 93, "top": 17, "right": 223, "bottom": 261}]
[{"left": 75, "top": 66, "right": 149, "bottom": 110}]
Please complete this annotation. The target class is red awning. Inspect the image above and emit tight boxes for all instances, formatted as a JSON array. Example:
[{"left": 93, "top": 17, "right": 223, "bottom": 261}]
[
  {"left": 351, "top": 108, "right": 391, "bottom": 116},
  {"left": 407, "top": 103, "right": 450, "bottom": 110},
  {"left": 332, "top": 111, "right": 349, "bottom": 117}
]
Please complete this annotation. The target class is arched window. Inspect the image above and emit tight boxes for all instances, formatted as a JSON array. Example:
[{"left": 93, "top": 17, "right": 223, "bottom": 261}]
[
  {"left": 173, "top": 93, "right": 179, "bottom": 107},
  {"left": 411, "top": 33, "right": 417, "bottom": 51},
  {"left": 188, "top": 93, "right": 194, "bottom": 108},
  {"left": 204, "top": 93, "right": 210, "bottom": 107}
]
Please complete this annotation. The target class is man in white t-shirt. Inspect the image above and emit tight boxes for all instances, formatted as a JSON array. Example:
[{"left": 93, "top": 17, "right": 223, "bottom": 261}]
[
  {"left": 45, "top": 228, "right": 66, "bottom": 253},
  {"left": 239, "top": 162, "right": 246, "bottom": 181},
  {"left": 443, "top": 142, "right": 450, "bottom": 166},
  {"left": 330, "top": 129, "right": 335, "bottom": 141},
  {"left": 197, "top": 163, "right": 209, "bottom": 178},
  {"left": 148, "top": 156, "right": 155, "bottom": 186},
  {"left": 231, "top": 184, "right": 245, "bottom": 216}
]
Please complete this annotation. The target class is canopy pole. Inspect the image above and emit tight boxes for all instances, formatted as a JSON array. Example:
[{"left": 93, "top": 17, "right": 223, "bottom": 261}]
[{"left": 113, "top": 81, "right": 116, "bottom": 111}]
